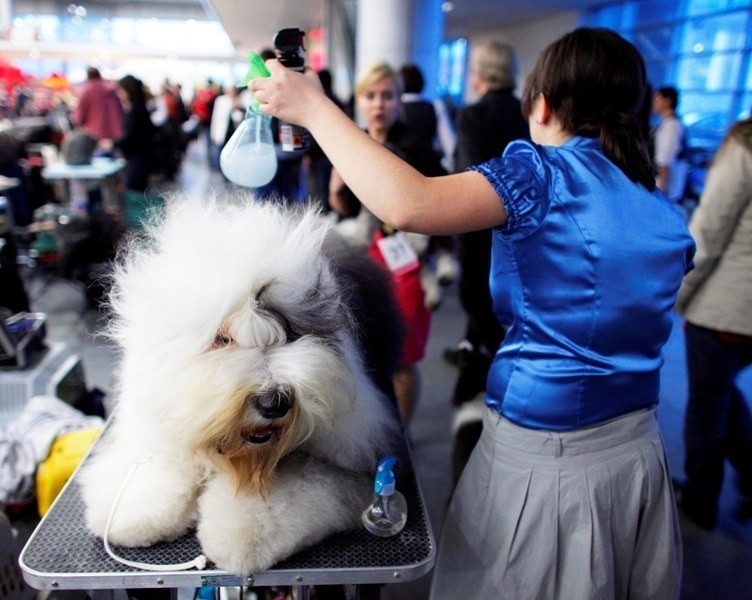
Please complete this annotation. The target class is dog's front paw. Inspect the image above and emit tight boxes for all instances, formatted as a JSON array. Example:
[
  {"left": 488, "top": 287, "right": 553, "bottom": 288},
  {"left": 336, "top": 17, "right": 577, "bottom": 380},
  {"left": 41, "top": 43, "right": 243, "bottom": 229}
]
[
  {"left": 198, "top": 534, "right": 274, "bottom": 576},
  {"left": 80, "top": 452, "right": 199, "bottom": 547},
  {"left": 197, "top": 497, "right": 275, "bottom": 575},
  {"left": 196, "top": 458, "right": 370, "bottom": 575},
  {"left": 196, "top": 474, "right": 278, "bottom": 575}
]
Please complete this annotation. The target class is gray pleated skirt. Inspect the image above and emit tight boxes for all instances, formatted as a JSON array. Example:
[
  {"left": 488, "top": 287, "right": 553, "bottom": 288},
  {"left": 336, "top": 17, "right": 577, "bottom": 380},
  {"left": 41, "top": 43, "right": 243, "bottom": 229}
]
[{"left": 429, "top": 407, "right": 682, "bottom": 600}]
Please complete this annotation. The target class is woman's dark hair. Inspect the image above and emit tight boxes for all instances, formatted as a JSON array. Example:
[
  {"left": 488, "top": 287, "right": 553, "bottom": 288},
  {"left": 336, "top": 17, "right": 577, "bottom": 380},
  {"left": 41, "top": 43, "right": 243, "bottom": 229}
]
[
  {"left": 118, "top": 74, "right": 147, "bottom": 106},
  {"left": 400, "top": 64, "right": 425, "bottom": 94},
  {"left": 522, "top": 28, "right": 655, "bottom": 190}
]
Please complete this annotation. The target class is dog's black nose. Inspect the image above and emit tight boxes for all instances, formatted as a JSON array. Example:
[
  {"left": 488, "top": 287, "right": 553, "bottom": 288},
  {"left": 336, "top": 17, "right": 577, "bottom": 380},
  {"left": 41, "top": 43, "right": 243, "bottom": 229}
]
[{"left": 252, "top": 386, "right": 292, "bottom": 419}]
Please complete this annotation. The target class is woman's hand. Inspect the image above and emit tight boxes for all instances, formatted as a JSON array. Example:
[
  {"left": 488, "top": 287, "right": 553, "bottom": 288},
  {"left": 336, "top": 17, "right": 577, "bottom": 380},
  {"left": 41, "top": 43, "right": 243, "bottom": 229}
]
[{"left": 249, "top": 60, "right": 325, "bottom": 128}]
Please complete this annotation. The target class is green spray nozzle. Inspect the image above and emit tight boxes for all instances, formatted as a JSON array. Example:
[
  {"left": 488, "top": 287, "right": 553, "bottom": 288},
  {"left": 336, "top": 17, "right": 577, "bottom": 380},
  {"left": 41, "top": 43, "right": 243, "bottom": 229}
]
[
  {"left": 238, "top": 51, "right": 271, "bottom": 112},
  {"left": 238, "top": 51, "right": 271, "bottom": 85}
]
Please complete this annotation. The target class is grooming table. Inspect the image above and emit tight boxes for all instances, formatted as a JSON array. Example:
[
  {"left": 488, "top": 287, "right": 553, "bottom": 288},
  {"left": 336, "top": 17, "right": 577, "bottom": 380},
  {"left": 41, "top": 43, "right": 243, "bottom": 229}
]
[
  {"left": 41, "top": 157, "right": 126, "bottom": 215},
  {"left": 19, "top": 435, "right": 435, "bottom": 599}
]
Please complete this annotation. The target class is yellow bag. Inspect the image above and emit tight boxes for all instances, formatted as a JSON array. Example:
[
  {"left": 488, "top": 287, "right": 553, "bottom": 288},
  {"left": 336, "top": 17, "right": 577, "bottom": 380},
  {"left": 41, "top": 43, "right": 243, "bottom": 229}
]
[{"left": 36, "top": 428, "right": 101, "bottom": 516}]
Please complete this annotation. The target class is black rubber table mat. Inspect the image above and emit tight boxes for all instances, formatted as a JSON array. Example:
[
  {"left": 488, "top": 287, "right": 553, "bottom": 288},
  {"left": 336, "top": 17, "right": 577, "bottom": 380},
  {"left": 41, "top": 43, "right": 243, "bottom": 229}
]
[{"left": 21, "top": 447, "right": 435, "bottom": 589}]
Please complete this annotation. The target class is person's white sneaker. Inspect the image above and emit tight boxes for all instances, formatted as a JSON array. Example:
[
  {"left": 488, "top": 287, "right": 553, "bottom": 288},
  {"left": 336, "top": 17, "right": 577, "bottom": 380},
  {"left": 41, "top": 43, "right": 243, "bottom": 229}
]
[
  {"left": 436, "top": 251, "right": 459, "bottom": 286},
  {"left": 421, "top": 264, "right": 442, "bottom": 310}
]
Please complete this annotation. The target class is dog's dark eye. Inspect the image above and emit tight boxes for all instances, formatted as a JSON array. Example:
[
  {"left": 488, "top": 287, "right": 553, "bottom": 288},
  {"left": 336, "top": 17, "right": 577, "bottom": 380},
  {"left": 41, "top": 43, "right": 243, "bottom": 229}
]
[{"left": 212, "top": 333, "right": 233, "bottom": 348}]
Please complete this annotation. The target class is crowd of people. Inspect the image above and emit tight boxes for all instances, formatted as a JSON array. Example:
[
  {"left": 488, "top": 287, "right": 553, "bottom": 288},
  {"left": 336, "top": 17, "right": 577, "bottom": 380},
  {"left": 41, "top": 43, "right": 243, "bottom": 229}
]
[
  {"left": 1, "top": 67, "right": 200, "bottom": 196},
  {"left": 0, "top": 52, "right": 698, "bottom": 218},
  {"left": 66, "top": 67, "right": 191, "bottom": 192}
]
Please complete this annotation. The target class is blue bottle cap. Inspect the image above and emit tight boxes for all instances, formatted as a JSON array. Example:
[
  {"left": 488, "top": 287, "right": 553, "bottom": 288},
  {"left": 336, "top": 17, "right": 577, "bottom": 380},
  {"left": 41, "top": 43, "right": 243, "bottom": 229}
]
[{"left": 374, "top": 456, "right": 397, "bottom": 496}]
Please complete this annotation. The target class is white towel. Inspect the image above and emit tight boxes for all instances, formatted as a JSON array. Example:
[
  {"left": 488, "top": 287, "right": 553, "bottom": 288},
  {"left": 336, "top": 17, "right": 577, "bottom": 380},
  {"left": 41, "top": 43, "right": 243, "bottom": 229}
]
[{"left": 0, "top": 395, "right": 103, "bottom": 504}]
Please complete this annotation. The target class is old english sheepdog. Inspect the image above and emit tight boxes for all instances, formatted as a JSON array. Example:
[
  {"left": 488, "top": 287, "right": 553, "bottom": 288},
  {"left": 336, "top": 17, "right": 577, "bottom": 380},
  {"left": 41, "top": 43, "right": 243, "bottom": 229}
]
[{"left": 79, "top": 196, "right": 405, "bottom": 575}]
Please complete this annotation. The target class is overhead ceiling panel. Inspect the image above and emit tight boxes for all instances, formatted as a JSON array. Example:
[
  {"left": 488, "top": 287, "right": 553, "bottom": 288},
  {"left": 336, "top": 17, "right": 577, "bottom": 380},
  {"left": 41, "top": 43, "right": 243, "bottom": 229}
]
[
  {"left": 203, "top": 0, "right": 611, "bottom": 53},
  {"left": 202, "top": 0, "right": 326, "bottom": 55}
]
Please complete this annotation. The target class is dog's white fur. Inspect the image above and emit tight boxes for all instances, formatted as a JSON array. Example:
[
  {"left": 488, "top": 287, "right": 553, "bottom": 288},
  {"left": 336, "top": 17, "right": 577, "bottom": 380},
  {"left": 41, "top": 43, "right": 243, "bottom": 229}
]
[{"left": 79, "top": 196, "right": 402, "bottom": 575}]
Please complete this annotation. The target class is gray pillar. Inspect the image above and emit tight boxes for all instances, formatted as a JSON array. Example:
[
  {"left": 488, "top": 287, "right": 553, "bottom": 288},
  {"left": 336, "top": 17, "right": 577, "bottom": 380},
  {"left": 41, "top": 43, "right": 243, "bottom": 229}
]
[
  {"left": 0, "top": 0, "right": 11, "bottom": 32},
  {"left": 355, "top": 0, "right": 413, "bottom": 76},
  {"left": 355, "top": 0, "right": 444, "bottom": 97}
]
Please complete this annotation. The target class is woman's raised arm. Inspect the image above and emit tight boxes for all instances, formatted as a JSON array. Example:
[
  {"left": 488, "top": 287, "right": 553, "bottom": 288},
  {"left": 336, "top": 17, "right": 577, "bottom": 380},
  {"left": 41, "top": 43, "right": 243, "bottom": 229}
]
[{"left": 251, "top": 60, "right": 506, "bottom": 236}]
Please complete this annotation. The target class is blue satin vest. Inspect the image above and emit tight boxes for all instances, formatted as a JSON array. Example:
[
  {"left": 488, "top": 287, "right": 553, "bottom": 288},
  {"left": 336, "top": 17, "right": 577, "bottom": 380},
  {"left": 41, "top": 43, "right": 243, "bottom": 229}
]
[{"left": 474, "top": 136, "right": 695, "bottom": 431}]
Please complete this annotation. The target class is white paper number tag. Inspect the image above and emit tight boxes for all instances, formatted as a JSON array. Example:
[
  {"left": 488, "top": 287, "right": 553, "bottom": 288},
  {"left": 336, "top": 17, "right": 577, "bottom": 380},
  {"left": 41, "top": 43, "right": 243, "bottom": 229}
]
[{"left": 376, "top": 232, "right": 420, "bottom": 276}]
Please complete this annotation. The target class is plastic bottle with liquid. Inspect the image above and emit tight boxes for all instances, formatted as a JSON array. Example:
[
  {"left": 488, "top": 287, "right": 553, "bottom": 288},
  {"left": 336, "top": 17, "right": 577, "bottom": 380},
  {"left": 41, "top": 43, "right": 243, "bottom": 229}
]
[
  {"left": 361, "top": 456, "right": 407, "bottom": 537},
  {"left": 219, "top": 51, "right": 278, "bottom": 188}
]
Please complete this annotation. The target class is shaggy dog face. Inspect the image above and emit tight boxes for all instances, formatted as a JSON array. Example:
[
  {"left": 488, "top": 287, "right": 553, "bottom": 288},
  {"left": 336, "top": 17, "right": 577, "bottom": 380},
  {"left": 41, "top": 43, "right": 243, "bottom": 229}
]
[{"left": 80, "top": 196, "right": 404, "bottom": 574}]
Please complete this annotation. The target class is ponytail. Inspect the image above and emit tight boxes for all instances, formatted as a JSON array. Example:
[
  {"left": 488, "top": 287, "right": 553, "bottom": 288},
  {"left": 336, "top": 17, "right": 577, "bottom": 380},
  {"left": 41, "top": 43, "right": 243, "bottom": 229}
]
[{"left": 598, "top": 109, "right": 655, "bottom": 190}]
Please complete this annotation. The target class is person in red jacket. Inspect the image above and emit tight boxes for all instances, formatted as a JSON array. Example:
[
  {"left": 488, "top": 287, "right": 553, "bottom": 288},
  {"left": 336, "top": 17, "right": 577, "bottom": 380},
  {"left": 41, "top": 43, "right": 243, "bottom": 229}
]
[{"left": 71, "top": 67, "right": 123, "bottom": 148}]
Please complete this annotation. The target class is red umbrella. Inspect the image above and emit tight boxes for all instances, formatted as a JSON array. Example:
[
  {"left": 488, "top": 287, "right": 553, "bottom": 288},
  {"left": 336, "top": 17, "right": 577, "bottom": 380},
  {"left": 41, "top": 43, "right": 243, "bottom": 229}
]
[{"left": 0, "top": 58, "right": 30, "bottom": 91}]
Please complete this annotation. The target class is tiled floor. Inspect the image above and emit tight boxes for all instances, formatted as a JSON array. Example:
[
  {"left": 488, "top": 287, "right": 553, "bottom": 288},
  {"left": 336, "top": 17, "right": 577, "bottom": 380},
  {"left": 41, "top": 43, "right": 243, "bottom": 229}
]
[{"left": 11, "top": 141, "right": 752, "bottom": 599}]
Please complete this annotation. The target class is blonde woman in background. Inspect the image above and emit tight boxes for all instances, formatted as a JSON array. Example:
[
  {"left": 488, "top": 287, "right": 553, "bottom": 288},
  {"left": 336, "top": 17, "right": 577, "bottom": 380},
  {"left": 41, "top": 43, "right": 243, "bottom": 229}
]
[{"left": 329, "top": 62, "right": 445, "bottom": 423}]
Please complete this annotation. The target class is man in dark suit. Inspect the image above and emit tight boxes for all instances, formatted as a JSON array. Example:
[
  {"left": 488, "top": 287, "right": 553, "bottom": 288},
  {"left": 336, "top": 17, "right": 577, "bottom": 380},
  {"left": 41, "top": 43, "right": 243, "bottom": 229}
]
[
  {"left": 399, "top": 64, "right": 439, "bottom": 148},
  {"left": 448, "top": 41, "right": 530, "bottom": 482},
  {"left": 398, "top": 63, "right": 457, "bottom": 308},
  {"left": 450, "top": 40, "right": 530, "bottom": 367}
]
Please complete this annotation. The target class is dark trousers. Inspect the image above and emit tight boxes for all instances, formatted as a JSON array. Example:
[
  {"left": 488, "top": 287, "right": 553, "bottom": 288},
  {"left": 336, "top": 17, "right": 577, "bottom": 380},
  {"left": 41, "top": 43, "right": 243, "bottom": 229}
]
[
  {"left": 458, "top": 229, "right": 504, "bottom": 357},
  {"left": 682, "top": 322, "right": 752, "bottom": 525},
  {"left": 0, "top": 232, "right": 30, "bottom": 313},
  {"left": 124, "top": 156, "right": 151, "bottom": 193}
]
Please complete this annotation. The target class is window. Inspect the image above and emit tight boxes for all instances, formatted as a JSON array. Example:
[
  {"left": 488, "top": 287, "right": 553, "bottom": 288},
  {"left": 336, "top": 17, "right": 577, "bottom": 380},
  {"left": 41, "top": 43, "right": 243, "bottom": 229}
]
[
  {"left": 583, "top": 0, "right": 752, "bottom": 153},
  {"left": 12, "top": 11, "right": 234, "bottom": 56},
  {"left": 437, "top": 38, "right": 467, "bottom": 108}
]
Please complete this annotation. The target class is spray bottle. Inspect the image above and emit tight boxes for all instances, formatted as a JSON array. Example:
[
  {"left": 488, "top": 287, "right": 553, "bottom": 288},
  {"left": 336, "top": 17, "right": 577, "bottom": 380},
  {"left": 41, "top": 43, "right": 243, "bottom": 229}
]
[
  {"left": 273, "top": 27, "right": 311, "bottom": 152},
  {"left": 218, "top": 51, "right": 278, "bottom": 188},
  {"left": 361, "top": 456, "right": 407, "bottom": 537}
]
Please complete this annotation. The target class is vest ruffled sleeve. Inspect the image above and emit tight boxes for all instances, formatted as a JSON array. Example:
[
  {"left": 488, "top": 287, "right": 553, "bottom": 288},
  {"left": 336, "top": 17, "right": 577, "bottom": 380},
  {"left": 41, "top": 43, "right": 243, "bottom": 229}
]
[{"left": 470, "top": 140, "right": 550, "bottom": 241}]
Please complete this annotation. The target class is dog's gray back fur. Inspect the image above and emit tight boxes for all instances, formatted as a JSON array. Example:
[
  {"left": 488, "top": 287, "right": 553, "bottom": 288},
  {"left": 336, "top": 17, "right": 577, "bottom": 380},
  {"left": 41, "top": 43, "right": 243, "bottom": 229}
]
[{"left": 323, "top": 232, "right": 406, "bottom": 403}]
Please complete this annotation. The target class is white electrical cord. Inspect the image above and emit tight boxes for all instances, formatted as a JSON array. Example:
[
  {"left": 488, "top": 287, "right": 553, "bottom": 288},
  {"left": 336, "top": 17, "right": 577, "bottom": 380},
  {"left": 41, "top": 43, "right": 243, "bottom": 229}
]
[{"left": 103, "top": 455, "right": 208, "bottom": 571}]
